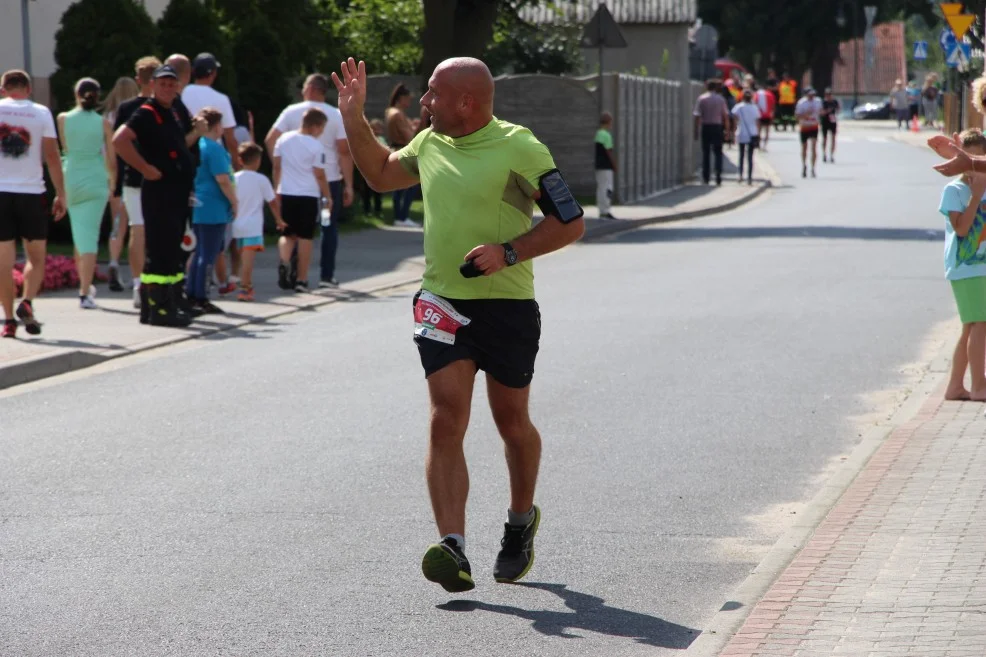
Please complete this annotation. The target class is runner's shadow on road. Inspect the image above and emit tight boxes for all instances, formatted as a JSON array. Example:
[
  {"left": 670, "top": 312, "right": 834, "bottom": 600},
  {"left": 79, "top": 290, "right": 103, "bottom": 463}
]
[{"left": 436, "top": 582, "right": 698, "bottom": 649}]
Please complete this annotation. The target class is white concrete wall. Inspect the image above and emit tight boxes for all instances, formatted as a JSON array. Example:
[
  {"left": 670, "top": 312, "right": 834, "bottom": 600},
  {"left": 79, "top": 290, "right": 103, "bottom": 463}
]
[{"left": 1, "top": 0, "right": 170, "bottom": 78}]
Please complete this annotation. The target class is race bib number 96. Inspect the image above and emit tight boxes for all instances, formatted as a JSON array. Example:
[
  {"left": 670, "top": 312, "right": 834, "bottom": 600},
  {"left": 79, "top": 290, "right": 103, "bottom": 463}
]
[{"left": 414, "top": 291, "right": 471, "bottom": 344}]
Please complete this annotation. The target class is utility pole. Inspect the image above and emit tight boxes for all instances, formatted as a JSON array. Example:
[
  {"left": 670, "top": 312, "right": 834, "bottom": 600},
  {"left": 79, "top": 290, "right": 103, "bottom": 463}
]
[
  {"left": 21, "top": 0, "right": 33, "bottom": 75},
  {"left": 853, "top": 0, "right": 859, "bottom": 108}
]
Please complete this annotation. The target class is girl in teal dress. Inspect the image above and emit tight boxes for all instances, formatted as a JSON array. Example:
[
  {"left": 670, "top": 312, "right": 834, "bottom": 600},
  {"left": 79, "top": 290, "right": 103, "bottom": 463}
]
[{"left": 58, "top": 78, "right": 116, "bottom": 309}]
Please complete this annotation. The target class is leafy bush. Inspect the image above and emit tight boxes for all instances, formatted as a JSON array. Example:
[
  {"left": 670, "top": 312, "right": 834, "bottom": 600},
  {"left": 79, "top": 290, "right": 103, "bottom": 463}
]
[
  {"left": 157, "top": 0, "right": 237, "bottom": 98},
  {"left": 50, "top": 0, "right": 157, "bottom": 110}
]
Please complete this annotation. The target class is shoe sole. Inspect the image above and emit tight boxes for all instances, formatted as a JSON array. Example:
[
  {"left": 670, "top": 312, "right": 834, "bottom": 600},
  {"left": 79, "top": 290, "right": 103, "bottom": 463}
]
[
  {"left": 16, "top": 307, "right": 41, "bottom": 335},
  {"left": 422, "top": 545, "right": 475, "bottom": 593},
  {"left": 495, "top": 505, "right": 541, "bottom": 584}
]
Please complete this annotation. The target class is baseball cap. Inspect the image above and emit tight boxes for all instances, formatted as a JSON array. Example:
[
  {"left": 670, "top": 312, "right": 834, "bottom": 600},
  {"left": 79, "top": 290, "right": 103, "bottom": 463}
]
[
  {"left": 152, "top": 65, "right": 178, "bottom": 80},
  {"left": 192, "top": 53, "right": 221, "bottom": 78},
  {"left": 806, "top": 86, "right": 816, "bottom": 94}
]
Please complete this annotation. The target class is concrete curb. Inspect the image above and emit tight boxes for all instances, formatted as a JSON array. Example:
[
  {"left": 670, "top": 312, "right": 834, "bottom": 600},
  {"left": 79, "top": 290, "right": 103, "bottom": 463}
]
[
  {"left": 683, "top": 338, "right": 951, "bottom": 657},
  {"left": 2, "top": 169, "right": 777, "bottom": 391},
  {"left": 582, "top": 180, "right": 772, "bottom": 242},
  {"left": 0, "top": 269, "right": 425, "bottom": 391}
]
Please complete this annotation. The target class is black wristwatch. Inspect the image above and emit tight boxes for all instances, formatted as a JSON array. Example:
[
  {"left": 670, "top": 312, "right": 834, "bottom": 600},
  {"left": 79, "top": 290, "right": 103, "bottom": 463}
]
[{"left": 502, "top": 242, "right": 518, "bottom": 266}]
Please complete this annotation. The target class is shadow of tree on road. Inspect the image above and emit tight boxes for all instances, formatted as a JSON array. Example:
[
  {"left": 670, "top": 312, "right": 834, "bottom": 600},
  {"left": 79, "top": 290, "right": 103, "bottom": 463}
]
[{"left": 437, "top": 582, "right": 699, "bottom": 649}]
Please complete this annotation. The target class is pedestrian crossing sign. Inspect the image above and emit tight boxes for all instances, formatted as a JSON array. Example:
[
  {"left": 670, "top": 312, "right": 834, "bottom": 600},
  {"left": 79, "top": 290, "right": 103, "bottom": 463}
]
[{"left": 914, "top": 41, "right": 929, "bottom": 60}]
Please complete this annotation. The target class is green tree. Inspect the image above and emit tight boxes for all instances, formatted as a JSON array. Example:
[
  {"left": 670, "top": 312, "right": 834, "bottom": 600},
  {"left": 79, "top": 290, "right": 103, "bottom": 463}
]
[
  {"left": 157, "top": 0, "right": 237, "bottom": 98},
  {"left": 335, "top": 0, "right": 424, "bottom": 75},
  {"left": 50, "top": 0, "right": 157, "bottom": 109},
  {"left": 485, "top": 4, "right": 583, "bottom": 75},
  {"left": 212, "top": 0, "right": 325, "bottom": 75},
  {"left": 231, "top": 15, "right": 290, "bottom": 145}
]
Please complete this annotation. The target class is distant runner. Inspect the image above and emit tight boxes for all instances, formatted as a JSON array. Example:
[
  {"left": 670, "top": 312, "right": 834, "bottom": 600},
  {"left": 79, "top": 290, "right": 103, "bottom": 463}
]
[
  {"left": 795, "top": 87, "right": 822, "bottom": 178},
  {"left": 821, "top": 88, "right": 840, "bottom": 164}
]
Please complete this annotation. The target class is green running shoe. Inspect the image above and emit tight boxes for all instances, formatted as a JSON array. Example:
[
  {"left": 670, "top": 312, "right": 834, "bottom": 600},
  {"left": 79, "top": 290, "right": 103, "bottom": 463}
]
[
  {"left": 422, "top": 537, "right": 475, "bottom": 593},
  {"left": 494, "top": 505, "right": 541, "bottom": 583}
]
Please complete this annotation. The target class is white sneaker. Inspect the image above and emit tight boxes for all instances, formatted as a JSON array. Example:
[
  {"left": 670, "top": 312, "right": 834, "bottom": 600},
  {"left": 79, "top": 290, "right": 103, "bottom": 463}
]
[
  {"left": 132, "top": 285, "right": 141, "bottom": 309},
  {"left": 80, "top": 295, "right": 97, "bottom": 309},
  {"left": 88, "top": 284, "right": 97, "bottom": 298},
  {"left": 395, "top": 218, "right": 420, "bottom": 228},
  {"left": 229, "top": 275, "right": 241, "bottom": 286}
]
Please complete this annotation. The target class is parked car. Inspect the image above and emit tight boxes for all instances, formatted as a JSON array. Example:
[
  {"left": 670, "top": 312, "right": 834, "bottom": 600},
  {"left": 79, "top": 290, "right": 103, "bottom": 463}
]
[{"left": 852, "top": 100, "right": 891, "bottom": 120}]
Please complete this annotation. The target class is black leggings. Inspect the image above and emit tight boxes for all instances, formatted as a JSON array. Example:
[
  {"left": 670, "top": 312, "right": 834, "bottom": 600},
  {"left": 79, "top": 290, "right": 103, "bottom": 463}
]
[
  {"left": 141, "top": 181, "right": 190, "bottom": 283},
  {"left": 738, "top": 142, "right": 755, "bottom": 181}
]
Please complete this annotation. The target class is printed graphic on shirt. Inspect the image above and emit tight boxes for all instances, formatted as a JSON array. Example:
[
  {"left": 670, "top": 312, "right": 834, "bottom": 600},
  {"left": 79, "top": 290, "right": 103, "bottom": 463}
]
[
  {"left": 957, "top": 208, "right": 986, "bottom": 266},
  {"left": 0, "top": 123, "right": 31, "bottom": 159}
]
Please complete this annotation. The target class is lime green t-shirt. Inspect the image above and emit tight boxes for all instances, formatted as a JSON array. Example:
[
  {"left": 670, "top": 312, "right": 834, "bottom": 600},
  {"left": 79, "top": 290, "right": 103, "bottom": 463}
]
[
  {"left": 397, "top": 118, "right": 556, "bottom": 300},
  {"left": 595, "top": 128, "right": 613, "bottom": 149}
]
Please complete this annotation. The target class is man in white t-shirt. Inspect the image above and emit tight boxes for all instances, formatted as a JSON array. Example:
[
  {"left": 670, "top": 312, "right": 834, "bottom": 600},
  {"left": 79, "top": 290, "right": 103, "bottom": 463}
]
[
  {"left": 795, "top": 87, "right": 824, "bottom": 179},
  {"left": 273, "top": 108, "right": 332, "bottom": 293},
  {"left": 182, "top": 53, "right": 240, "bottom": 170},
  {"left": 266, "top": 73, "right": 353, "bottom": 287},
  {"left": 0, "top": 70, "right": 68, "bottom": 339}
]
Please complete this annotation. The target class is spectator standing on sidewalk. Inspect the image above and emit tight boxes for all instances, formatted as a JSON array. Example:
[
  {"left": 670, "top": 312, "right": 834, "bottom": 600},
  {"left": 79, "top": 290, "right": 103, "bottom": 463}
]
[
  {"left": 361, "top": 118, "right": 387, "bottom": 216},
  {"left": 906, "top": 80, "right": 921, "bottom": 123},
  {"left": 937, "top": 128, "right": 986, "bottom": 401},
  {"left": 232, "top": 142, "right": 283, "bottom": 302},
  {"left": 777, "top": 73, "right": 797, "bottom": 131},
  {"left": 731, "top": 90, "right": 760, "bottom": 185},
  {"left": 186, "top": 108, "right": 236, "bottom": 314},
  {"left": 922, "top": 74, "right": 940, "bottom": 128},
  {"left": 890, "top": 79, "right": 909, "bottom": 130},
  {"left": 755, "top": 82, "right": 775, "bottom": 152},
  {"left": 693, "top": 79, "right": 729, "bottom": 186},
  {"left": 112, "top": 56, "right": 161, "bottom": 309},
  {"left": 0, "top": 69, "right": 68, "bottom": 338},
  {"left": 265, "top": 73, "right": 353, "bottom": 288},
  {"left": 58, "top": 78, "right": 116, "bottom": 310},
  {"left": 385, "top": 84, "right": 419, "bottom": 227},
  {"left": 113, "top": 65, "right": 200, "bottom": 328},
  {"left": 102, "top": 75, "right": 139, "bottom": 292},
  {"left": 273, "top": 108, "right": 332, "bottom": 293},
  {"left": 594, "top": 112, "right": 616, "bottom": 219},
  {"left": 182, "top": 53, "right": 239, "bottom": 169}
]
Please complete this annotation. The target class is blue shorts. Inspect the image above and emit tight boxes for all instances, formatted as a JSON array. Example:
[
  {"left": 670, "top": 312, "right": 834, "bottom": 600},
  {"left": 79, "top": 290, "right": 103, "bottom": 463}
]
[{"left": 236, "top": 236, "right": 265, "bottom": 251}]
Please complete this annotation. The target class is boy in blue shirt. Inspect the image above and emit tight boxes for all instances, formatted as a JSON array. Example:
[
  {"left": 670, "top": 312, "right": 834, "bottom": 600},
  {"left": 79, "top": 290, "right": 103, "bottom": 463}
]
[
  {"left": 939, "top": 128, "right": 986, "bottom": 401},
  {"left": 187, "top": 107, "right": 237, "bottom": 314}
]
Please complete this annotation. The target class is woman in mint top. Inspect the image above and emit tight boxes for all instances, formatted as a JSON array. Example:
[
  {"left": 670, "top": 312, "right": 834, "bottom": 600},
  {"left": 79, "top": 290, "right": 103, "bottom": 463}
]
[{"left": 58, "top": 78, "right": 116, "bottom": 309}]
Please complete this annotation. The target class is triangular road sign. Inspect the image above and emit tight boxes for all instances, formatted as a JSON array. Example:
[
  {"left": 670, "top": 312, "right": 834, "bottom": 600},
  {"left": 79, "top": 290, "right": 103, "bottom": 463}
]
[
  {"left": 946, "top": 13, "right": 975, "bottom": 42},
  {"left": 580, "top": 3, "right": 628, "bottom": 49},
  {"left": 914, "top": 41, "right": 928, "bottom": 60},
  {"left": 940, "top": 2, "right": 962, "bottom": 16}
]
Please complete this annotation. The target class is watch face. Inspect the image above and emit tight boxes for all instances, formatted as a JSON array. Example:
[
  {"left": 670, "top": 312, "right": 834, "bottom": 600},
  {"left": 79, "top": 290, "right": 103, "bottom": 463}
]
[{"left": 504, "top": 246, "right": 517, "bottom": 265}]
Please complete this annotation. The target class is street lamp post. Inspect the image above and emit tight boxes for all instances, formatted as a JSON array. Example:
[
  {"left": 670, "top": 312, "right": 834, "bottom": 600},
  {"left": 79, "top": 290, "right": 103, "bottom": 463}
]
[{"left": 21, "top": 0, "right": 32, "bottom": 75}]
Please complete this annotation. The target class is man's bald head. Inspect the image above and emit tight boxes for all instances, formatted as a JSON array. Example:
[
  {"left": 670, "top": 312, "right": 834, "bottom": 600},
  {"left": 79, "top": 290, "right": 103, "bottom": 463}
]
[
  {"left": 165, "top": 54, "right": 191, "bottom": 87},
  {"left": 423, "top": 57, "right": 495, "bottom": 137}
]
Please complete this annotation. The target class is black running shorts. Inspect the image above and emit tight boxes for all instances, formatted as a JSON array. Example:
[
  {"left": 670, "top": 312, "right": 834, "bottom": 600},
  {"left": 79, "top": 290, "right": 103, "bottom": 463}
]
[
  {"left": 822, "top": 121, "right": 837, "bottom": 136},
  {"left": 0, "top": 192, "right": 48, "bottom": 242},
  {"left": 800, "top": 128, "right": 819, "bottom": 144},
  {"left": 280, "top": 194, "right": 318, "bottom": 240},
  {"left": 412, "top": 290, "right": 541, "bottom": 389}
]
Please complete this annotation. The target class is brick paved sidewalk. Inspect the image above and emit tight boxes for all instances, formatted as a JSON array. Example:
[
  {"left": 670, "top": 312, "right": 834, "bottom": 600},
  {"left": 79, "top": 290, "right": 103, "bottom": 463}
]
[{"left": 718, "top": 393, "right": 986, "bottom": 656}]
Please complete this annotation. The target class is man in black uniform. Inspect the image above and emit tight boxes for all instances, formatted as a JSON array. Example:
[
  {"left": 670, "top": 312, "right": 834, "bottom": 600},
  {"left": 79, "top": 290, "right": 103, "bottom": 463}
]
[{"left": 112, "top": 65, "right": 199, "bottom": 327}]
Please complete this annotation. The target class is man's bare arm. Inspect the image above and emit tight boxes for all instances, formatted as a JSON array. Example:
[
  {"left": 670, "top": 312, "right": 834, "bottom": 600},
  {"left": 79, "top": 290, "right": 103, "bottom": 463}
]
[
  {"left": 223, "top": 127, "right": 241, "bottom": 170},
  {"left": 340, "top": 112, "right": 417, "bottom": 193},
  {"left": 42, "top": 137, "right": 67, "bottom": 219},
  {"left": 265, "top": 127, "right": 282, "bottom": 158}
]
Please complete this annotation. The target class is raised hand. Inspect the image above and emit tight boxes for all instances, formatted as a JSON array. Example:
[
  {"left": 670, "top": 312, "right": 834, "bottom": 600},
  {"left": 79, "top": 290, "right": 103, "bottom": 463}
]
[
  {"left": 933, "top": 150, "right": 973, "bottom": 177},
  {"left": 928, "top": 134, "right": 960, "bottom": 159},
  {"left": 331, "top": 58, "right": 367, "bottom": 118}
]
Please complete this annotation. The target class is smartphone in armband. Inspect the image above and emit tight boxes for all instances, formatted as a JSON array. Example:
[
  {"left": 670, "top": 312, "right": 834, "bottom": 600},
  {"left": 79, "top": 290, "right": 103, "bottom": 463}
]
[{"left": 537, "top": 169, "right": 584, "bottom": 224}]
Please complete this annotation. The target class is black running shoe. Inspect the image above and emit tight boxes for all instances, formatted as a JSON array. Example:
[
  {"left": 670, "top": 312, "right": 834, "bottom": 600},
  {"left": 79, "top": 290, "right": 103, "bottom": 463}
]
[
  {"left": 193, "top": 299, "right": 225, "bottom": 315},
  {"left": 108, "top": 265, "right": 124, "bottom": 292},
  {"left": 422, "top": 537, "right": 475, "bottom": 593},
  {"left": 15, "top": 300, "right": 41, "bottom": 335},
  {"left": 494, "top": 505, "right": 541, "bottom": 583},
  {"left": 278, "top": 263, "right": 292, "bottom": 290}
]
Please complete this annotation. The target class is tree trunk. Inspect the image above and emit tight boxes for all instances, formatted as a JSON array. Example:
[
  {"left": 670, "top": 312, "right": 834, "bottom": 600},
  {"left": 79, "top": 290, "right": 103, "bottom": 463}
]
[
  {"left": 420, "top": 0, "right": 499, "bottom": 90},
  {"left": 810, "top": 42, "right": 838, "bottom": 94}
]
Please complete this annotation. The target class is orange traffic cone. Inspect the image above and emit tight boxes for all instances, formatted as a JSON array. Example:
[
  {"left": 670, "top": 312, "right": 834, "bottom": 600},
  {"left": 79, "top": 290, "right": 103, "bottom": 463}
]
[{"left": 911, "top": 115, "right": 920, "bottom": 133}]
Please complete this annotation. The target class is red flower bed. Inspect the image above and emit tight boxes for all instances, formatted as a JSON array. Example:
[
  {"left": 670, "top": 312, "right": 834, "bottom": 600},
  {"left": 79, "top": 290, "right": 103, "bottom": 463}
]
[{"left": 12, "top": 255, "right": 108, "bottom": 297}]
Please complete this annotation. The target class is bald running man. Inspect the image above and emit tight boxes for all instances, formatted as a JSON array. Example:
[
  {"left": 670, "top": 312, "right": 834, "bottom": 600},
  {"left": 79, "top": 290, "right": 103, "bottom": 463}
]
[{"left": 333, "top": 57, "right": 585, "bottom": 593}]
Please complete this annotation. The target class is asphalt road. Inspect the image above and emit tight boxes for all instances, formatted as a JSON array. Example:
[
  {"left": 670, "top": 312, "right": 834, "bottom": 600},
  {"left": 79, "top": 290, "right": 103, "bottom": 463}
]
[{"left": 1, "top": 125, "right": 956, "bottom": 656}]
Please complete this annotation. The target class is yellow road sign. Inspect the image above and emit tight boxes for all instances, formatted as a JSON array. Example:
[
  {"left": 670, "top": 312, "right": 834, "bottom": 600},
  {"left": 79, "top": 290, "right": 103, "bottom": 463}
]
[
  {"left": 946, "top": 13, "right": 975, "bottom": 41},
  {"left": 940, "top": 3, "right": 963, "bottom": 16}
]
